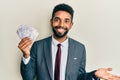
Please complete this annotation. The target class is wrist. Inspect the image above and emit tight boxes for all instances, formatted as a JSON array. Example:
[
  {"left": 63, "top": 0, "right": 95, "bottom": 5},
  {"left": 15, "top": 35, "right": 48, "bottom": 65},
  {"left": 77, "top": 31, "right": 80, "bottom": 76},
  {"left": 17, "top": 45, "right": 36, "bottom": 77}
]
[
  {"left": 92, "top": 70, "right": 100, "bottom": 80},
  {"left": 23, "top": 54, "right": 30, "bottom": 58}
]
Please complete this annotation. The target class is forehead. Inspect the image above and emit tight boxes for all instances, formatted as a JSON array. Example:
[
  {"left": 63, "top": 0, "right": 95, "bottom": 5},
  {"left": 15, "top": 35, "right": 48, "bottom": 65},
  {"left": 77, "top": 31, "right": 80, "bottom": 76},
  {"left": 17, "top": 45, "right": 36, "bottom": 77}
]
[{"left": 54, "top": 11, "right": 71, "bottom": 20}]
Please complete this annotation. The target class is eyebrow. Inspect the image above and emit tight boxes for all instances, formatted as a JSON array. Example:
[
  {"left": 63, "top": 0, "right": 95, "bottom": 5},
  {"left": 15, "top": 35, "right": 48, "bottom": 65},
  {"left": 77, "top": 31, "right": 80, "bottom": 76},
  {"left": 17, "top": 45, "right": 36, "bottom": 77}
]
[
  {"left": 54, "top": 17, "right": 71, "bottom": 21},
  {"left": 54, "top": 17, "right": 60, "bottom": 19}
]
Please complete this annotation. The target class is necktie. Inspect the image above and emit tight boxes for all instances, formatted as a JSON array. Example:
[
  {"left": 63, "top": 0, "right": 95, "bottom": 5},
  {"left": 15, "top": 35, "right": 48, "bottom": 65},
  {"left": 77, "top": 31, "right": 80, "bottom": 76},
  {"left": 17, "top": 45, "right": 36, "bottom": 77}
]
[{"left": 54, "top": 44, "right": 61, "bottom": 80}]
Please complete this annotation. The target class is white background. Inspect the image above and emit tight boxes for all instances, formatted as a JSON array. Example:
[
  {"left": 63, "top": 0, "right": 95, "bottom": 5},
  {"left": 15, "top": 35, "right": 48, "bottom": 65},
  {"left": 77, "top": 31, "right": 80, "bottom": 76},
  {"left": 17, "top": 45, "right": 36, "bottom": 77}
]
[{"left": 0, "top": 0, "right": 120, "bottom": 80}]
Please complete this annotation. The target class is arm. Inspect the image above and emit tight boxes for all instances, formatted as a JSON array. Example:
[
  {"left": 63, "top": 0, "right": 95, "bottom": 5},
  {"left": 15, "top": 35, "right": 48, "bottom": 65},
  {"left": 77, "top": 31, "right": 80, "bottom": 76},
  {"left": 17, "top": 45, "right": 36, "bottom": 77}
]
[
  {"left": 78, "top": 70, "right": 100, "bottom": 80},
  {"left": 18, "top": 37, "right": 37, "bottom": 80},
  {"left": 77, "top": 46, "right": 100, "bottom": 80},
  {"left": 76, "top": 44, "right": 120, "bottom": 80}
]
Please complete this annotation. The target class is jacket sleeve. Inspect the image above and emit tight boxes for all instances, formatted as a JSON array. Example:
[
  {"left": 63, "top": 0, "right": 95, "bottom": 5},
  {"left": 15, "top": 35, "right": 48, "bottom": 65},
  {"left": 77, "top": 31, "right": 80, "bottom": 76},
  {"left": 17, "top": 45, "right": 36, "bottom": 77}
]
[
  {"left": 77, "top": 47, "right": 100, "bottom": 80},
  {"left": 78, "top": 70, "right": 100, "bottom": 80},
  {"left": 20, "top": 42, "right": 37, "bottom": 80},
  {"left": 77, "top": 45, "right": 100, "bottom": 80}
]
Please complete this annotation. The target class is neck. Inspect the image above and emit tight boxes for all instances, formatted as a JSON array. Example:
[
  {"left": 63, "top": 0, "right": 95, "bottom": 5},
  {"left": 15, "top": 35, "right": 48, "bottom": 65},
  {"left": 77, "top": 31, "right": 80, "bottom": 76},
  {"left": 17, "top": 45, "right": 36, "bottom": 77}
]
[{"left": 53, "top": 35, "right": 67, "bottom": 43}]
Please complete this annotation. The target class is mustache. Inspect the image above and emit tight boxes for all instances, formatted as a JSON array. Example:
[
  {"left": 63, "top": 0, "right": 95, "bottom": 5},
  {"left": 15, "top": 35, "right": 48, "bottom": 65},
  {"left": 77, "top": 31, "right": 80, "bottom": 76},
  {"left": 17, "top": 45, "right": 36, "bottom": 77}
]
[{"left": 54, "top": 26, "right": 68, "bottom": 30}]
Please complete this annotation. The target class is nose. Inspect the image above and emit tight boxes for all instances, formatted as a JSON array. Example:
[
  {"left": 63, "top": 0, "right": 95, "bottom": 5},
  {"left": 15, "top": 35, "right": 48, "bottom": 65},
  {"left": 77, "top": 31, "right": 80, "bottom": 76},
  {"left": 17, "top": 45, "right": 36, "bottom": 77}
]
[{"left": 59, "top": 21, "right": 64, "bottom": 27}]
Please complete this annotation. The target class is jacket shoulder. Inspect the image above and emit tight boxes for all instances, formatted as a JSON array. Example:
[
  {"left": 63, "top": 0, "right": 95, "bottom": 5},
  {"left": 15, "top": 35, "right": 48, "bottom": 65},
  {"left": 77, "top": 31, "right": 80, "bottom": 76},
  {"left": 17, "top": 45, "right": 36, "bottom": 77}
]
[
  {"left": 69, "top": 38, "right": 85, "bottom": 48},
  {"left": 34, "top": 36, "right": 52, "bottom": 44}
]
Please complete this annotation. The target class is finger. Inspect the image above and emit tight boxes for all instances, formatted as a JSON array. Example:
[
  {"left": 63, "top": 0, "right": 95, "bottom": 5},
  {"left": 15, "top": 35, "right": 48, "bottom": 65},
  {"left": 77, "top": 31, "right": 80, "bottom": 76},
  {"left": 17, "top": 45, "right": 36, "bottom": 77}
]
[
  {"left": 19, "top": 37, "right": 30, "bottom": 44},
  {"left": 18, "top": 37, "right": 31, "bottom": 45},
  {"left": 22, "top": 37, "right": 31, "bottom": 41},
  {"left": 20, "top": 40, "right": 33, "bottom": 50},
  {"left": 113, "top": 75, "right": 120, "bottom": 78},
  {"left": 18, "top": 40, "right": 32, "bottom": 50},
  {"left": 109, "top": 75, "right": 120, "bottom": 80},
  {"left": 18, "top": 38, "right": 32, "bottom": 48},
  {"left": 18, "top": 41, "right": 31, "bottom": 49}
]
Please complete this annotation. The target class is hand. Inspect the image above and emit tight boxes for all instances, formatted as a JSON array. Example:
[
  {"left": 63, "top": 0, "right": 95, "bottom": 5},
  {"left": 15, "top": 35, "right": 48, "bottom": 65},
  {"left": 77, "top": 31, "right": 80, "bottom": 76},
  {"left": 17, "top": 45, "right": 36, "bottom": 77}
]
[
  {"left": 95, "top": 68, "right": 120, "bottom": 80},
  {"left": 18, "top": 37, "right": 33, "bottom": 58},
  {"left": 104, "top": 75, "right": 120, "bottom": 80}
]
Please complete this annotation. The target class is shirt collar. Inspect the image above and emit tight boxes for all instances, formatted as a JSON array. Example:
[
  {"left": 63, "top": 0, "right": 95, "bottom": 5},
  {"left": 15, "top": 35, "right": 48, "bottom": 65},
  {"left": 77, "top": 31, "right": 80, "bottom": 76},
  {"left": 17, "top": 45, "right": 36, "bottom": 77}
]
[{"left": 52, "top": 36, "right": 68, "bottom": 47}]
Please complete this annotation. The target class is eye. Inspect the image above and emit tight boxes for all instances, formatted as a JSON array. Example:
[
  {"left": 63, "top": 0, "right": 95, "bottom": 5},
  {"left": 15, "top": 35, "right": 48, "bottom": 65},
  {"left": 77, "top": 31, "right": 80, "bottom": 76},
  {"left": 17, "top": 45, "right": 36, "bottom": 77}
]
[
  {"left": 65, "top": 19, "right": 70, "bottom": 23},
  {"left": 65, "top": 20, "right": 69, "bottom": 23},
  {"left": 53, "top": 17, "right": 60, "bottom": 22}
]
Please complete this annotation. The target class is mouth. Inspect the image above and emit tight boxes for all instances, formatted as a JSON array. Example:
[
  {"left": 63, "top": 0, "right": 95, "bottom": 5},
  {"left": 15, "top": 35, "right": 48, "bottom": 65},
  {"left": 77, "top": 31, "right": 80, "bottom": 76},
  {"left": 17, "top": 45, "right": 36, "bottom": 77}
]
[
  {"left": 54, "top": 26, "right": 67, "bottom": 33},
  {"left": 52, "top": 26, "right": 69, "bottom": 38},
  {"left": 56, "top": 28, "right": 66, "bottom": 33}
]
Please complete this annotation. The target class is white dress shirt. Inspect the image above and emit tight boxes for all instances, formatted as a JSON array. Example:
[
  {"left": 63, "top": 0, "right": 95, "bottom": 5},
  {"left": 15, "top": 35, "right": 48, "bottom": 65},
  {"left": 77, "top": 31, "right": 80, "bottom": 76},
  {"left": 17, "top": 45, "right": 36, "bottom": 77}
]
[
  {"left": 52, "top": 36, "right": 68, "bottom": 80},
  {"left": 23, "top": 36, "right": 69, "bottom": 80}
]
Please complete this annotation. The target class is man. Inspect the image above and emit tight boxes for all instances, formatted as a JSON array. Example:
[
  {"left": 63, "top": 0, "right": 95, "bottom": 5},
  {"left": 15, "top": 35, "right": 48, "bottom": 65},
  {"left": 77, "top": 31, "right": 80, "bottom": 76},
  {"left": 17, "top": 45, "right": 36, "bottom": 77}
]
[{"left": 18, "top": 3, "right": 120, "bottom": 80}]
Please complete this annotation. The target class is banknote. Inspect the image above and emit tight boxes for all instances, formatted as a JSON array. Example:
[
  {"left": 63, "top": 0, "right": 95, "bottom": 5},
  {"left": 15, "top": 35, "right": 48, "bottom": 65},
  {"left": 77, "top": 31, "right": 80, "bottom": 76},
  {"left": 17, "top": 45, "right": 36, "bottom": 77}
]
[{"left": 16, "top": 25, "right": 39, "bottom": 41}]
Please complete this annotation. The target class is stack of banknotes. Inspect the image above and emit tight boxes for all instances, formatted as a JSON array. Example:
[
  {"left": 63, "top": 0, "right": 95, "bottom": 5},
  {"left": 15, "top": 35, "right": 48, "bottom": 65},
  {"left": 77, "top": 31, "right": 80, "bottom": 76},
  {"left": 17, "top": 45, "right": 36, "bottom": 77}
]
[{"left": 16, "top": 25, "right": 39, "bottom": 41}]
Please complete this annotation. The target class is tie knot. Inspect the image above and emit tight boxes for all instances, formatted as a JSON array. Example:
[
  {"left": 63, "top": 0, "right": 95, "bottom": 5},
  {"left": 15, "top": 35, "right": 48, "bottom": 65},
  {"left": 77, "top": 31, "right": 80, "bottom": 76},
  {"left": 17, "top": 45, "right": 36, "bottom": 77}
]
[{"left": 57, "top": 44, "right": 61, "bottom": 47}]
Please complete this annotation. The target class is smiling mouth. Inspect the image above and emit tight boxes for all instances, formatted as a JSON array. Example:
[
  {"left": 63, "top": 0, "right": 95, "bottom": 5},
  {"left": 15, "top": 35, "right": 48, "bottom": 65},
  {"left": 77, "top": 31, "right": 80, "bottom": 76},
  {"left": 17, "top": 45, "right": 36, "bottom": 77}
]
[
  {"left": 56, "top": 28, "right": 66, "bottom": 33},
  {"left": 52, "top": 26, "right": 69, "bottom": 38},
  {"left": 54, "top": 26, "right": 67, "bottom": 31}
]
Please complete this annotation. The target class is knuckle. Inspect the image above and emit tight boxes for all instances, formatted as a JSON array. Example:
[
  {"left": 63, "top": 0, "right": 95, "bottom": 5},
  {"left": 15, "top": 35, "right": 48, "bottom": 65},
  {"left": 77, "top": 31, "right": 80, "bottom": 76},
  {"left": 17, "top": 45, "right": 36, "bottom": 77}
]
[{"left": 18, "top": 45, "right": 20, "bottom": 48}]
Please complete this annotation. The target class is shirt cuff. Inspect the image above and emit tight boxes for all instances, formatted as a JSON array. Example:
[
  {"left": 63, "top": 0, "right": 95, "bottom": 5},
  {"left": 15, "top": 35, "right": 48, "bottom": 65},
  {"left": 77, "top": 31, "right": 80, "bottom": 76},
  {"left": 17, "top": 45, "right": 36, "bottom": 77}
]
[{"left": 22, "top": 56, "right": 30, "bottom": 65}]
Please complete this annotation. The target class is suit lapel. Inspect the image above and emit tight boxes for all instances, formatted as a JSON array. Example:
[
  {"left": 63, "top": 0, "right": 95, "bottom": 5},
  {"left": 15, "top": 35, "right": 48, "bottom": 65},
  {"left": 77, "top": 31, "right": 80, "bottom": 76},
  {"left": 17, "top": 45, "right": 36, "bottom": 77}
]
[
  {"left": 65, "top": 38, "right": 75, "bottom": 79},
  {"left": 44, "top": 36, "right": 53, "bottom": 80},
  {"left": 44, "top": 37, "right": 75, "bottom": 80}
]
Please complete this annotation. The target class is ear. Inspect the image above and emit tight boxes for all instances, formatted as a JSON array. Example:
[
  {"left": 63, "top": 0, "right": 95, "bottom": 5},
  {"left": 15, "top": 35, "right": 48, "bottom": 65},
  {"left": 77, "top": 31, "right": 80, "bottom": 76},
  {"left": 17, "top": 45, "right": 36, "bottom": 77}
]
[{"left": 50, "top": 19, "right": 53, "bottom": 27}]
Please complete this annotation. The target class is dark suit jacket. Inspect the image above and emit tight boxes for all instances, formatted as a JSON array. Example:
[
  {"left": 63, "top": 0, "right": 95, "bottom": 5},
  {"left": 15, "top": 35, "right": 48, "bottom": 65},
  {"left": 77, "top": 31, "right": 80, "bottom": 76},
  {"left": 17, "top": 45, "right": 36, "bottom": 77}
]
[{"left": 21, "top": 36, "right": 98, "bottom": 80}]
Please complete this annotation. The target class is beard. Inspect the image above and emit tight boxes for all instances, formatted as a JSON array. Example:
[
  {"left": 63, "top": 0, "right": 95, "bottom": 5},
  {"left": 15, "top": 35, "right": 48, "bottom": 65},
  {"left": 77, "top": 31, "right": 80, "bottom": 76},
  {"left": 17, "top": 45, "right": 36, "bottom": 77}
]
[{"left": 52, "top": 26, "right": 69, "bottom": 38}]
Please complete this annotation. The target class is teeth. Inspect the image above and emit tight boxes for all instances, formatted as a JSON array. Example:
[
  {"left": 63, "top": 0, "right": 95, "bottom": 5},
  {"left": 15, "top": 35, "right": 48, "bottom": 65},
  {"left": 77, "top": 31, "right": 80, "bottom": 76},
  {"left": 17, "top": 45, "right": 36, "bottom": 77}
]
[{"left": 57, "top": 28, "right": 65, "bottom": 32}]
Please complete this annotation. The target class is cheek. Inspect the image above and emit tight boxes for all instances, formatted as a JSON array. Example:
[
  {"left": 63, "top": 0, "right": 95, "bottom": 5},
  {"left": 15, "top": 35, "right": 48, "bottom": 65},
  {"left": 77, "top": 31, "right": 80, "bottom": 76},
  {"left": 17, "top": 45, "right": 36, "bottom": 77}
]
[
  {"left": 52, "top": 22, "right": 59, "bottom": 26},
  {"left": 66, "top": 24, "right": 71, "bottom": 30},
  {"left": 68, "top": 23, "right": 72, "bottom": 29}
]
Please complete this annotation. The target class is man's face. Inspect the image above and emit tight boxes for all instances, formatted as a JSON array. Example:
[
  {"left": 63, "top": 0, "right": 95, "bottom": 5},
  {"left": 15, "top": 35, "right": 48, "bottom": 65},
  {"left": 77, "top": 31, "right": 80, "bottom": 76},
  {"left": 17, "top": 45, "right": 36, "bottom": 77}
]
[{"left": 51, "top": 11, "right": 73, "bottom": 38}]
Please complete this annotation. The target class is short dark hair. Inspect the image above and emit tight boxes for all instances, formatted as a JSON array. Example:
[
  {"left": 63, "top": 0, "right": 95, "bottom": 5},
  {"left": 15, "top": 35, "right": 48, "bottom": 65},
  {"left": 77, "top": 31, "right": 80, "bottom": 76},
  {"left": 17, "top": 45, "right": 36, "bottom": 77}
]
[{"left": 52, "top": 3, "right": 74, "bottom": 21}]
